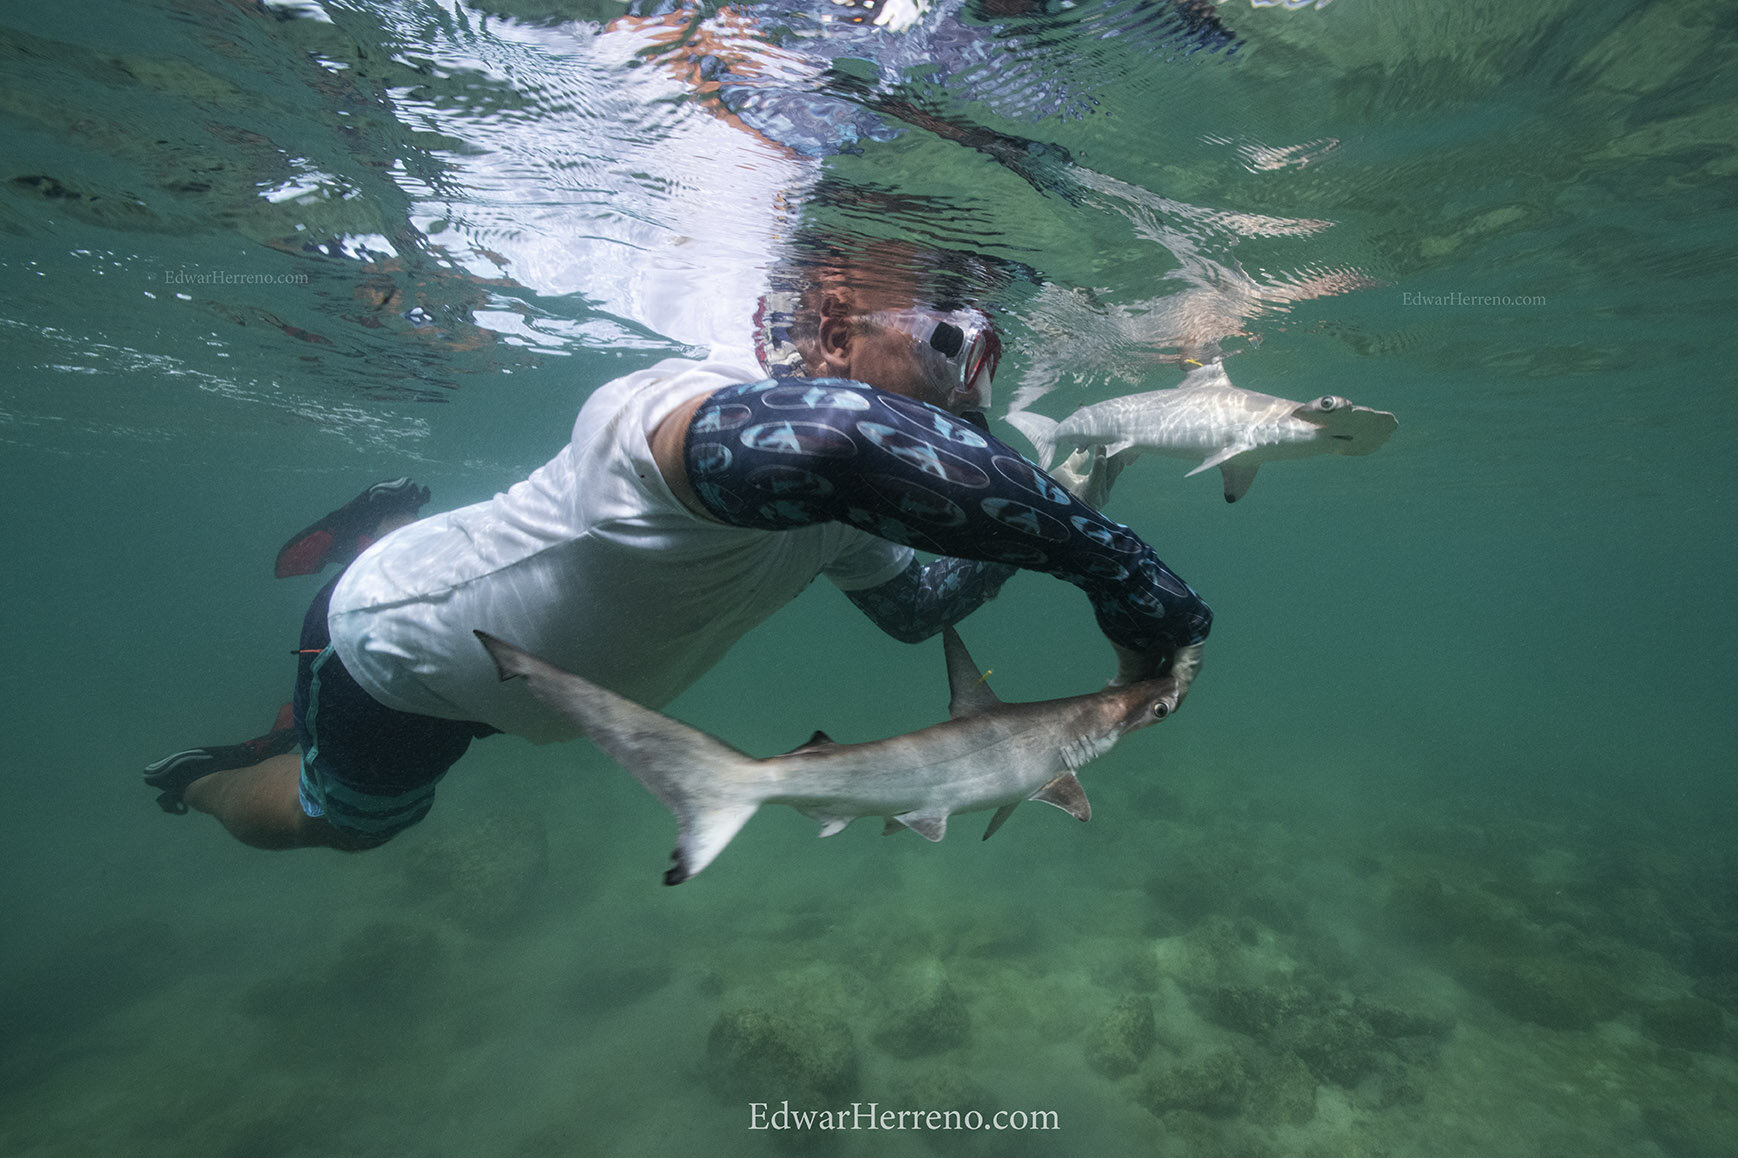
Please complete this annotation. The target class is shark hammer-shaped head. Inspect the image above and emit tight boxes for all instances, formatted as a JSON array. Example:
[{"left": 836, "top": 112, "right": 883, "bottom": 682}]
[
  {"left": 1101, "top": 676, "right": 1184, "bottom": 738},
  {"left": 1292, "top": 395, "right": 1398, "bottom": 456}
]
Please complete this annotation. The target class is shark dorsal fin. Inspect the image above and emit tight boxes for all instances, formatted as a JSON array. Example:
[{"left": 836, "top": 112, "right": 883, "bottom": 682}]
[
  {"left": 1030, "top": 772, "right": 1092, "bottom": 822},
  {"left": 982, "top": 802, "right": 1019, "bottom": 841},
  {"left": 1178, "top": 360, "right": 1232, "bottom": 390},
  {"left": 788, "top": 730, "right": 837, "bottom": 754},
  {"left": 943, "top": 626, "right": 1002, "bottom": 719}
]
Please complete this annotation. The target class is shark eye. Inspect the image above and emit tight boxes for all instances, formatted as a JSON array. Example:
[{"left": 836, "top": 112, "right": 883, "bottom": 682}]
[
  {"left": 1152, "top": 701, "right": 1170, "bottom": 720},
  {"left": 1314, "top": 395, "right": 1342, "bottom": 411}
]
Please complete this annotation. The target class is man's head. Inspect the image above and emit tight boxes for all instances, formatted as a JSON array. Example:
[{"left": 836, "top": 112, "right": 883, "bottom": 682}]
[
  {"left": 756, "top": 238, "right": 1004, "bottom": 416},
  {"left": 808, "top": 297, "right": 1000, "bottom": 415}
]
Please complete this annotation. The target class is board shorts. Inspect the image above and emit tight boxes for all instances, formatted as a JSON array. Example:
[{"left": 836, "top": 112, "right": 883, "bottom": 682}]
[{"left": 292, "top": 575, "right": 498, "bottom": 843}]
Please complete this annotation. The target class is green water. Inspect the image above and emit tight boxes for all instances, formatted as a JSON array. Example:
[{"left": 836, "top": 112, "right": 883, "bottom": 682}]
[{"left": 3, "top": 0, "right": 1736, "bottom": 1155}]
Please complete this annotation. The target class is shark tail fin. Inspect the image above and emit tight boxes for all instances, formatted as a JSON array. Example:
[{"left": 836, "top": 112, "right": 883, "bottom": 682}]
[
  {"left": 475, "top": 631, "right": 762, "bottom": 885},
  {"left": 1003, "top": 409, "right": 1060, "bottom": 468}
]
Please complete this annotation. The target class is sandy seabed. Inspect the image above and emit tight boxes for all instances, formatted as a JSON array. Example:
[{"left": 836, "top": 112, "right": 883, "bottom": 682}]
[{"left": 4, "top": 735, "right": 1733, "bottom": 1158}]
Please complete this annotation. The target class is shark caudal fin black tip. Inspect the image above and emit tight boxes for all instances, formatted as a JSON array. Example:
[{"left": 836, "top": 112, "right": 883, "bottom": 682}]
[
  {"left": 467, "top": 633, "right": 765, "bottom": 884},
  {"left": 663, "top": 804, "right": 759, "bottom": 884}
]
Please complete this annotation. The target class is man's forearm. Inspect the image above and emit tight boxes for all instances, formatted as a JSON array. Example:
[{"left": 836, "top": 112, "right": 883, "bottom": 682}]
[{"left": 684, "top": 378, "right": 1212, "bottom": 654}]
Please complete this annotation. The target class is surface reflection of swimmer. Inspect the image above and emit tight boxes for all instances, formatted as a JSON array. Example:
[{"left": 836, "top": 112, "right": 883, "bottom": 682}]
[
  {"left": 626, "top": 0, "right": 1240, "bottom": 197},
  {"left": 395, "top": 0, "right": 1243, "bottom": 358},
  {"left": 143, "top": 249, "right": 1212, "bottom": 853}
]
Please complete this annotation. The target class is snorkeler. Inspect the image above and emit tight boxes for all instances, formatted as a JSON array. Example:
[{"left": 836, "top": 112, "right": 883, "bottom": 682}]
[{"left": 141, "top": 253, "right": 1211, "bottom": 852}]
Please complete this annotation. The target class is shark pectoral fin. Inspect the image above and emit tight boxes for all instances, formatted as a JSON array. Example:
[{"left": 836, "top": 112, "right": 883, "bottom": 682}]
[
  {"left": 1183, "top": 444, "right": 1260, "bottom": 501},
  {"left": 1185, "top": 443, "right": 1248, "bottom": 478},
  {"left": 891, "top": 811, "right": 949, "bottom": 842},
  {"left": 1030, "top": 772, "right": 1091, "bottom": 822},
  {"left": 1104, "top": 438, "right": 1137, "bottom": 459},
  {"left": 982, "top": 803, "right": 1019, "bottom": 841},
  {"left": 1219, "top": 459, "right": 1259, "bottom": 503},
  {"left": 668, "top": 800, "right": 760, "bottom": 885},
  {"left": 816, "top": 817, "right": 851, "bottom": 838},
  {"left": 943, "top": 626, "right": 1003, "bottom": 719}
]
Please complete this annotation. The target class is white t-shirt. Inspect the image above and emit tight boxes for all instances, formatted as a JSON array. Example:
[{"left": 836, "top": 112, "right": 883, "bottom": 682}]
[{"left": 327, "top": 350, "right": 912, "bottom": 743}]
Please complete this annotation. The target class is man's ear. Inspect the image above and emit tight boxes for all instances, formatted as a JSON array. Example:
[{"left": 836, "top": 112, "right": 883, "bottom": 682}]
[
  {"left": 814, "top": 289, "right": 855, "bottom": 374},
  {"left": 815, "top": 313, "right": 852, "bottom": 374}
]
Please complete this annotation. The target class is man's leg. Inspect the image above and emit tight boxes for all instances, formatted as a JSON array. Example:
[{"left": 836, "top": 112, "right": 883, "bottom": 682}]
[
  {"left": 144, "top": 478, "right": 442, "bottom": 846},
  {"left": 180, "top": 753, "right": 378, "bottom": 852},
  {"left": 151, "top": 581, "right": 486, "bottom": 854}
]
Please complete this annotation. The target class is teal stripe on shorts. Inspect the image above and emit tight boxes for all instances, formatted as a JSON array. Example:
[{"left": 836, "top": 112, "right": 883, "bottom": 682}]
[{"left": 296, "top": 645, "right": 440, "bottom": 838}]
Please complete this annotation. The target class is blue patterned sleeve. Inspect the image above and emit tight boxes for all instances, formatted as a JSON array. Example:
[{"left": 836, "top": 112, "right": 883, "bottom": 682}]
[{"left": 684, "top": 378, "right": 1213, "bottom": 654}]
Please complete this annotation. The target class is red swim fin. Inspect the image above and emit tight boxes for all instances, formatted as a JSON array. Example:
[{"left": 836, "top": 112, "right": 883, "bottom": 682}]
[
  {"left": 272, "top": 478, "right": 430, "bottom": 578},
  {"left": 274, "top": 528, "right": 335, "bottom": 578}
]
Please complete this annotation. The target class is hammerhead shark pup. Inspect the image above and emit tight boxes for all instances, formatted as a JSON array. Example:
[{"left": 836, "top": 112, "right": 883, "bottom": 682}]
[
  {"left": 475, "top": 627, "right": 1183, "bottom": 884},
  {"left": 1005, "top": 360, "right": 1397, "bottom": 503}
]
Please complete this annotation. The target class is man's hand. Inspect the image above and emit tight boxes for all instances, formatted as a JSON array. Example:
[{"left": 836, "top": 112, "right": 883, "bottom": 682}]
[
  {"left": 1110, "top": 640, "right": 1205, "bottom": 705},
  {"left": 1051, "top": 444, "right": 1138, "bottom": 509},
  {"left": 1167, "top": 642, "right": 1205, "bottom": 703}
]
